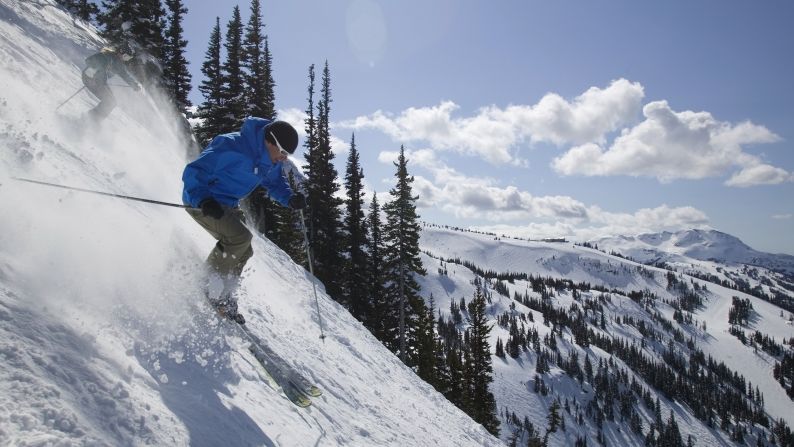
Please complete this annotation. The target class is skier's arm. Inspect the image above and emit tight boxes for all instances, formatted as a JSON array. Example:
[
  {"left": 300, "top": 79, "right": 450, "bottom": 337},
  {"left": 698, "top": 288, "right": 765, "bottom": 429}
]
[
  {"left": 182, "top": 139, "right": 224, "bottom": 207},
  {"left": 182, "top": 161, "right": 213, "bottom": 208},
  {"left": 264, "top": 166, "right": 293, "bottom": 207}
]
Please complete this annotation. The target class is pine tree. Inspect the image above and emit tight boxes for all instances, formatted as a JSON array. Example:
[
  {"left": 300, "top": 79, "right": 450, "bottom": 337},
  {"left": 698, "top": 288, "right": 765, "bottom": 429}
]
[
  {"left": 342, "top": 134, "right": 370, "bottom": 323},
  {"left": 547, "top": 400, "right": 562, "bottom": 434},
  {"left": 367, "top": 192, "right": 387, "bottom": 339},
  {"left": 661, "top": 411, "right": 684, "bottom": 447},
  {"left": 303, "top": 64, "right": 318, "bottom": 163},
  {"left": 416, "top": 294, "right": 439, "bottom": 387},
  {"left": 242, "top": 0, "right": 275, "bottom": 119},
  {"left": 163, "top": 0, "right": 192, "bottom": 112},
  {"left": 99, "top": 0, "right": 165, "bottom": 60},
  {"left": 219, "top": 6, "right": 246, "bottom": 130},
  {"left": 57, "top": 0, "right": 99, "bottom": 22},
  {"left": 467, "top": 284, "right": 500, "bottom": 436},
  {"left": 303, "top": 61, "right": 344, "bottom": 301},
  {"left": 271, "top": 172, "right": 307, "bottom": 265},
  {"left": 446, "top": 345, "right": 465, "bottom": 409},
  {"left": 433, "top": 333, "right": 452, "bottom": 396},
  {"left": 382, "top": 146, "right": 427, "bottom": 363},
  {"left": 238, "top": 0, "right": 278, "bottom": 236},
  {"left": 195, "top": 17, "right": 225, "bottom": 145}
]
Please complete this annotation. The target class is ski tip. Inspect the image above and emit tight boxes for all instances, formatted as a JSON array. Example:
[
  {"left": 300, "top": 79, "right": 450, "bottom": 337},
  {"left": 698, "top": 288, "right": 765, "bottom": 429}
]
[
  {"left": 289, "top": 394, "right": 312, "bottom": 408},
  {"left": 307, "top": 386, "right": 323, "bottom": 398}
]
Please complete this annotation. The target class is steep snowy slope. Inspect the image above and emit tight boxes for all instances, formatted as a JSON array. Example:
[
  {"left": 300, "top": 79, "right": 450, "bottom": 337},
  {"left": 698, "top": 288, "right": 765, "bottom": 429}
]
[
  {"left": 0, "top": 2, "right": 502, "bottom": 445},
  {"left": 419, "top": 224, "right": 794, "bottom": 446}
]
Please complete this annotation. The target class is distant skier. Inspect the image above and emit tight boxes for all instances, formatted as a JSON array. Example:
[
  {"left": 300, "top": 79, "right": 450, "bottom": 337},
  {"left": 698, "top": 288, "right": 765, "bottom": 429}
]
[
  {"left": 182, "top": 118, "right": 306, "bottom": 324},
  {"left": 81, "top": 43, "right": 140, "bottom": 121}
]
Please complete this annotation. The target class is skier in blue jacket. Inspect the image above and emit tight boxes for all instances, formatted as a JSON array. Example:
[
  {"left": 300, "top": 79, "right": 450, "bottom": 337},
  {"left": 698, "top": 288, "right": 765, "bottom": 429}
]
[{"left": 183, "top": 117, "right": 306, "bottom": 323}]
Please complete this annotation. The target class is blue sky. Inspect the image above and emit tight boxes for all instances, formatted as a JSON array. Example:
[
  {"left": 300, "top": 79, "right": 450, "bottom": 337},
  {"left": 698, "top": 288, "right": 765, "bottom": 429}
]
[{"left": 181, "top": 0, "right": 794, "bottom": 255}]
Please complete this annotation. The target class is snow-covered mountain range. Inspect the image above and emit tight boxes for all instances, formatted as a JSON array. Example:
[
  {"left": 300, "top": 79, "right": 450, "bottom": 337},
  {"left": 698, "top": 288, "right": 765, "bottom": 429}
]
[{"left": 592, "top": 229, "right": 794, "bottom": 277}]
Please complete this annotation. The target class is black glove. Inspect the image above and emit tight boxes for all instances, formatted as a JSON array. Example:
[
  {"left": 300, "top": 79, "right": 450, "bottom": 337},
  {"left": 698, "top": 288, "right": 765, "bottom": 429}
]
[
  {"left": 288, "top": 192, "right": 306, "bottom": 210},
  {"left": 200, "top": 198, "right": 224, "bottom": 219}
]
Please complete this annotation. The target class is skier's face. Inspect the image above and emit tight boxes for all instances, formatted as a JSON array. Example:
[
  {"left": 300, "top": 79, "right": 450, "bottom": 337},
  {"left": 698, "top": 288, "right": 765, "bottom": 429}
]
[{"left": 266, "top": 140, "right": 288, "bottom": 163}]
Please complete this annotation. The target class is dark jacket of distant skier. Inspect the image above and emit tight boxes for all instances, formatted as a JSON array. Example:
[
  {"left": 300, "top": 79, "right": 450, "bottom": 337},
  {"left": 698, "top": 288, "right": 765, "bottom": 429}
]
[
  {"left": 81, "top": 47, "right": 139, "bottom": 121},
  {"left": 182, "top": 117, "right": 294, "bottom": 208}
]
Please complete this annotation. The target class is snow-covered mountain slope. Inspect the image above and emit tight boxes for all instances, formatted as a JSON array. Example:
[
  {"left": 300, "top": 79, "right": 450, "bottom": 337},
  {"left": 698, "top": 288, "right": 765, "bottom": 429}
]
[
  {"left": 593, "top": 229, "right": 794, "bottom": 277},
  {"left": 419, "top": 225, "right": 794, "bottom": 446},
  {"left": 0, "top": 2, "right": 501, "bottom": 445}
]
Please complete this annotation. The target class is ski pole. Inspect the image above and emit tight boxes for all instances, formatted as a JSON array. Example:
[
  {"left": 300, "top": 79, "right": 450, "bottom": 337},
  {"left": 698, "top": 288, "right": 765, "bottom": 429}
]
[
  {"left": 12, "top": 177, "right": 190, "bottom": 209},
  {"left": 55, "top": 86, "right": 86, "bottom": 111},
  {"left": 299, "top": 208, "right": 326, "bottom": 342}
]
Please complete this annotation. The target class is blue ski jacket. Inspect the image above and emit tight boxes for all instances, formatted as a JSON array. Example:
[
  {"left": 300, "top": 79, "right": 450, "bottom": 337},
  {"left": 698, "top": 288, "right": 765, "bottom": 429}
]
[{"left": 182, "top": 117, "right": 293, "bottom": 208}]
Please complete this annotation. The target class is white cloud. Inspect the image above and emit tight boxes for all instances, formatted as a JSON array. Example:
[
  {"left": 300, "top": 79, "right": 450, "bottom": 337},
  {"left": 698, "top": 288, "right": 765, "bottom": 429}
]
[
  {"left": 772, "top": 213, "right": 793, "bottom": 220},
  {"left": 276, "top": 108, "right": 306, "bottom": 138},
  {"left": 475, "top": 205, "right": 710, "bottom": 242},
  {"left": 725, "top": 163, "right": 794, "bottom": 187},
  {"left": 339, "top": 79, "right": 644, "bottom": 165},
  {"left": 378, "top": 148, "right": 709, "bottom": 236},
  {"left": 278, "top": 107, "right": 351, "bottom": 156},
  {"left": 551, "top": 100, "right": 786, "bottom": 186}
]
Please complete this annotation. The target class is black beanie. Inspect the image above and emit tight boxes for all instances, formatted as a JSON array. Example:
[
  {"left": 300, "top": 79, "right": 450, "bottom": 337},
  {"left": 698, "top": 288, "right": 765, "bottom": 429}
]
[{"left": 266, "top": 120, "right": 299, "bottom": 154}]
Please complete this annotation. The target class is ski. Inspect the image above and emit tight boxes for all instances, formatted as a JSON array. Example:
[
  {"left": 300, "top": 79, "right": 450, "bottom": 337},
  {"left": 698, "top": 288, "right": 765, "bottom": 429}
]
[
  {"left": 236, "top": 323, "right": 323, "bottom": 399},
  {"left": 204, "top": 297, "right": 322, "bottom": 407},
  {"left": 245, "top": 340, "right": 312, "bottom": 408}
]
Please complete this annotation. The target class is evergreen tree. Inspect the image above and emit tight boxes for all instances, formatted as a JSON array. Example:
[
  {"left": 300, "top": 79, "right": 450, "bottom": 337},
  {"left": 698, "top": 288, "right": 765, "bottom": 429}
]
[
  {"left": 163, "top": 0, "right": 192, "bottom": 111},
  {"left": 547, "top": 400, "right": 562, "bottom": 434},
  {"left": 239, "top": 0, "right": 277, "bottom": 236},
  {"left": 416, "top": 294, "right": 439, "bottom": 387},
  {"left": 342, "top": 134, "right": 370, "bottom": 323},
  {"left": 271, "top": 172, "right": 308, "bottom": 265},
  {"left": 414, "top": 293, "right": 437, "bottom": 387},
  {"left": 57, "top": 0, "right": 99, "bottom": 22},
  {"left": 99, "top": 0, "right": 165, "bottom": 60},
  {"left": 303, "top": 61, "right": 344, "bottom": 301},
  {"left": 195, "top": 17, "right": 225, "bottom": 145},
  {"left": 382, "top": 145, "right": 428, "bottom": 365},
  {"left": 660, "top": 411, "right": 684, "bottom": 447},
  {"left": 242, "top": 0, "right": 275, "bottom": 118},
  {"left": 466, "top": 284, "right": 500, "bottom": 436},
  {"left": 433, "top": 333, "right": 452, "bottom": 396},
  {"left": 219, "top": 6, "right": 246, "bottom": 130},
  {"left": 303, "top": 64, "right": 318, "bottom": 164},
  {"left": 367, "top": 192, "right": 387, "bottom": 339},
  {"left": 446, "top": 345, "right": 466, "bottom": 410}
]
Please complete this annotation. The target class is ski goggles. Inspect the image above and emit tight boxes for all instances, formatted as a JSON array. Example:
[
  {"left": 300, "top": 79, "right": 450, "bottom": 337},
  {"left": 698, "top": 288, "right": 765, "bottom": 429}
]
[{"left": 270, "top": 132, "right": 291, "bottom": 157}]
